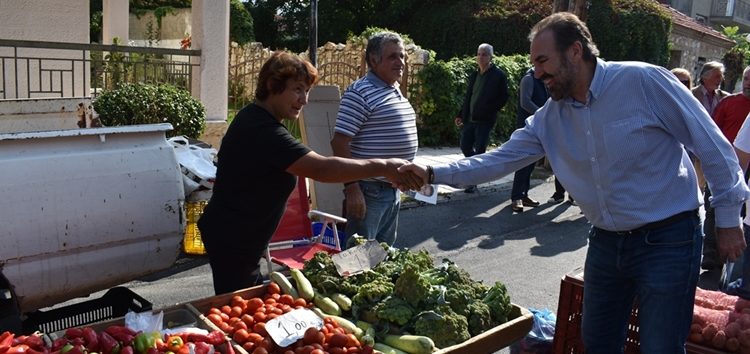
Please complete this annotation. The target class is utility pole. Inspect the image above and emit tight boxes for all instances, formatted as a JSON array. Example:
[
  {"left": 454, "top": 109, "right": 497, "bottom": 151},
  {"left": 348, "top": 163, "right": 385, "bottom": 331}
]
[{"left": 309, "top": 0, "right": 318, "bottom": 66}]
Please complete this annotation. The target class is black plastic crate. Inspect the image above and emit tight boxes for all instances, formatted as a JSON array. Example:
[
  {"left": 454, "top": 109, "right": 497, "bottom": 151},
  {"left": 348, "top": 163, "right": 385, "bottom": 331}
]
[{"left": 22, "top": 287, "right": 152, "bottom": 334}]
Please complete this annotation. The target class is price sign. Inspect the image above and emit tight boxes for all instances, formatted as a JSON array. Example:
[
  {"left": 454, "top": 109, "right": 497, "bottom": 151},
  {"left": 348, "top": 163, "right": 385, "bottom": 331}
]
[{"left": 266, "top": 308, "right": 323, "bottom": 347}]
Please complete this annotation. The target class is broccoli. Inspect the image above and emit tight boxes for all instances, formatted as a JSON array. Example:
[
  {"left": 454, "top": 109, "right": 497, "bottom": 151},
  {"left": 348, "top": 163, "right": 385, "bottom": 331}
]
[
  {"left": 444, "top": 287, "right": 475, "bottom": 316},
  {"left": 302, "top": 251, "right": 344, "bottom": 294},
  {"left": 375, "top": 296, "right": 415, "bottom": 326},
  {"left": 413, "top": 305, "right": 471, "bottom": 348},
  {"left": 394, "top": 263, "right": 433, "bottom": 308},
  {"left": 466, "top": 301, "right": 493, "bottom": 336},
  {"left": 352, "top": 278, "right": 395, "bottom": 321},
  {"left": 483, "top": 281, "right": 512, "bottom": 325},
  {"left": 374, "top": 246, "right": 434, "bottom": 281}
]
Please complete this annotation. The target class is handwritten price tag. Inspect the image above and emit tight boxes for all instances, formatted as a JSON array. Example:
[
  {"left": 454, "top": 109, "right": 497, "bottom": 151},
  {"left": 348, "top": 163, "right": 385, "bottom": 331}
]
[{"left": 266, "top": 308, "right": 323, "bottom": 347}]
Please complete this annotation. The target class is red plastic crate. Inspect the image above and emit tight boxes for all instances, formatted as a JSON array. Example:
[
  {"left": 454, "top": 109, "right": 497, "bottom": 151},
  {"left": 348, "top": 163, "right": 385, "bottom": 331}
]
[
  {"left": 552, "top": 268, "right": 727, "bottom": 354},
  {"left": 552, "top": 268, "right": 640, "bottom": 353}
]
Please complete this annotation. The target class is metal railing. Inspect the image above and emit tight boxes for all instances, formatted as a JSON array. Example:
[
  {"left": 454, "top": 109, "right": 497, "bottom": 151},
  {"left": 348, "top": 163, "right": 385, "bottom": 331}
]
[
  {"left": 711, "top": 0, "right": 750, "bottom": 26},
  {"left": 0, "top": 39, "right": 201, "bottom": 99}
]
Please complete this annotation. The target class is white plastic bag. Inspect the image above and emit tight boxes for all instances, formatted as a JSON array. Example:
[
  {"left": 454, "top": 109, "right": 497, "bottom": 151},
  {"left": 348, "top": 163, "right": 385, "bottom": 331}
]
[{"left": 169, "top": 136, "right": 217, "bottom": 196}]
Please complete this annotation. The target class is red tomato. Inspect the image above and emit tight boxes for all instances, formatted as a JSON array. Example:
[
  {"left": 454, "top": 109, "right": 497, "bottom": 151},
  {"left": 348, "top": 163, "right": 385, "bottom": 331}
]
[
  {"left": 206, "top": 313, "right": 223, "bottom": 326},
  {"left": 233, "top": 329, "right": 250, "bottom": 344},
  {"left": 267, "top": 282, "right": 281, "bottom": 295}
]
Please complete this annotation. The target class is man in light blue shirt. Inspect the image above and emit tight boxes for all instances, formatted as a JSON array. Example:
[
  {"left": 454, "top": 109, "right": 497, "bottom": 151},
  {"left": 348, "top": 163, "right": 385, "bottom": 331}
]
[{"left": 399, "top": 12, "right": 749, "bottom": 353}]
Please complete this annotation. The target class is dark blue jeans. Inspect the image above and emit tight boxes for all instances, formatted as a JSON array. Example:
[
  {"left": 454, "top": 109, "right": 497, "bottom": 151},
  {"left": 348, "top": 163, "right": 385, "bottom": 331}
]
[
  {"left": 582, "top": 212, "right": 701, "bottom": 353},
  {"left": 511, "top": 162, "right": 535, "bottom": 200},
  {"left": 459, "top": 120, "right": 494, "bottom": 157}
]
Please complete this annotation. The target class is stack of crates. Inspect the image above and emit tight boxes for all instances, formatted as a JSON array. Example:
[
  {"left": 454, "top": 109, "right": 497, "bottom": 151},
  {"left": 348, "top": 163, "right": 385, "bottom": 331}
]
[{"left": 183, "top": 200, "right": 207, "bottom": 255}]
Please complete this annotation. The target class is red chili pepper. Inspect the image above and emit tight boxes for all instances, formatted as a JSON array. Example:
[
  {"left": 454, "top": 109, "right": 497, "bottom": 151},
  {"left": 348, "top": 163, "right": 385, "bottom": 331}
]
[
  {"left": 205, "top": 331, "right": 225, "bottom": 346},
  {"left": 51, "top": 338, "right": 68, "bottom": 352},
  {"left": 64, "top": 329, "right": 82, "bottom": 340},
  {"left": 21, "top": 336, "right": 44, "bottom": 351},
  {"left": 0, "top": 332, "right": 14, "bottom": 349},
  {"left": 82, "top": 327, "right": 99, "bottom": 353},
  {"left": 120, "top": 345, "right": 133, "bottom": 354}
]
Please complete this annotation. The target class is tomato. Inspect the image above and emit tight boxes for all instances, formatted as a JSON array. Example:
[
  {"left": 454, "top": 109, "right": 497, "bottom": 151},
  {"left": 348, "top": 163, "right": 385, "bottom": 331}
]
[
  {"left": 230, "top": 306, "right": 243, "bottom": 318},
  {"left": 279, "top": 294, "right": 294, "bottom": 305},
  {"left": 231, "top": 295, "right": 246, "bottom": 307},
  {"left": 303, "top": 328, "right": 324, "bottom": 346},
  {"left": 267, "top": 282, "right": 281, "bottom": 295},
  {"left": 247, "top": 298, "right": 265, "bottom": 312},
  {"left": 347, "top": 347, "right": 361, "bottom": 354},
  {"left": 329, "top": 333, "right": 349, "bottom": 348},
  {"left": 228, "top": 317, "right": 242, "bottom": 326},
  {"left": 220, "top": 305, "right": 232, "bottom": 315},
  {"left": 232, "top": 329, "right": 250, "bottom": 345},
  {"left": 242, "top": 342, "right": 255, "bottom": 352},
  {"left": 264, "top": 298, "right": 277, "bottom": 305},
  {"left": 293, "top": 298, "right": 307, "bottom": 307},
  {"left": 219, "top": 313, "right": 230, "bottom": 322},
  {"left": 247, "top": 333, "right": 263, "bottom": 345},
  {"left": 329, "top": 348, "right": 347, "bottom": 354},
  {"left": 241, "top": 314, "right": 255, "bottom": 327},
  {"left": 310, "top": 349, "right": 324, "bottom": 354},
  {"left": 233, "top": 321, "right": 248, "bottom": 332},
  {"left": 346, "top": 334, "right": 359, "bottom": 347},
  {"left": 250, "top": 347, "right": 268, "bottom": 354},
  {"left": 219, "top": 322, "right": 233, "bottom": 334},
  {"left": 253, "top": 312, "right": 267, "bottom": 323},
  {"left": 206, "top": 314, "right": 223, "bottom": 326},
  {"left": 208, "top": 307, "right": 222, "bottom": 316},
  {"left": 283, "top": 351, "right": 295, "bottom": 354},
  {"left": 266, "top": 313, "right": 278, "bottom": 321},
  {"left": 253, "top": 322, "right": 268, "bottom": 337}
]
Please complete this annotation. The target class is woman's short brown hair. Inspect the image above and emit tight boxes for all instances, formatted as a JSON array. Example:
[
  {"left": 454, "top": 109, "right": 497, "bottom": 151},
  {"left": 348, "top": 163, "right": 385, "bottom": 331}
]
[{"left": 255, "top": 51, "right": 319, "bottom": 101}]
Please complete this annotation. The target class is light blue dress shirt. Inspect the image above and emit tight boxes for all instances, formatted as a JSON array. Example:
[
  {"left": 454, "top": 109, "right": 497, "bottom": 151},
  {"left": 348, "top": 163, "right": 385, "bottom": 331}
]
[{"left": 433, "top": 58, "right": 750, "bottom": 231}]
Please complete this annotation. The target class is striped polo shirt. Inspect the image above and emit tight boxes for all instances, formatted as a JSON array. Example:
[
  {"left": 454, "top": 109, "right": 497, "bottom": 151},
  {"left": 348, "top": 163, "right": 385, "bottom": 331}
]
[{"left": 335, "top": 71, "right": 418, "bottom": 161}]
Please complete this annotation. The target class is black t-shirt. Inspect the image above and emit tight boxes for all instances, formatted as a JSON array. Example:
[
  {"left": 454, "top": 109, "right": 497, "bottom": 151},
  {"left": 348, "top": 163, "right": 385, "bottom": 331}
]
[{"left": 198, "top": 103, "right": 310, "bottom": 253}]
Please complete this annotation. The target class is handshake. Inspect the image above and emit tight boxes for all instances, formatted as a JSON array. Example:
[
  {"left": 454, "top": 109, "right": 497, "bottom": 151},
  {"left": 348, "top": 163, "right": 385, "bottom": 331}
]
[{"left": 381, "top": 158, "right": 430, "bottom": 191}]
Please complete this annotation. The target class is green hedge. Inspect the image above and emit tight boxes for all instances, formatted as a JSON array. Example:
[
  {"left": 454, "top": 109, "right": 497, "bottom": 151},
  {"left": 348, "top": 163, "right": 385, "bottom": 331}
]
[
  {"left": 93, "top": 83, "right": 206, "bottom": 138},
  {"left": 411, "top": 54, "right": 530, "bottom": 147}
]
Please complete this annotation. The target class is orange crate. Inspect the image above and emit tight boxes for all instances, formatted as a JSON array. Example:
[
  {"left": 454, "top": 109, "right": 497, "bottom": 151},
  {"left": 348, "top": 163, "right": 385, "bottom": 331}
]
[
  {"left": 552, "top": 268, "right": 727, "bottom": 354},
  {"left": 184, "top": 200, "right": 207, "bottom": 255}
]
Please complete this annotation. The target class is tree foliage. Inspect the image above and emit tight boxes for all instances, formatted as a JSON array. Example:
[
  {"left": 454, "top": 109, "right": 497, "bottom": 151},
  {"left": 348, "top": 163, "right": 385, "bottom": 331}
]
[
  {"left": 230, "top": 0, "right": 254, "bottom": 45},
  {"left": 586, "top": 0, "right": 671, "bottom": 66},
  {"left": 721, "top": 26, "right": 748, "bottom": 91},
  {"left": 411, "top": 54, "right": 530, "bottom": 146}
]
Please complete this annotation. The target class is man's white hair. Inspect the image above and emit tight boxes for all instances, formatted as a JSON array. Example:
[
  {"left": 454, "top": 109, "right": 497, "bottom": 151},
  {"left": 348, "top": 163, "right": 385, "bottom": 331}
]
[{"left": 478, "top": 43, "right": 493, "bottom": 56}]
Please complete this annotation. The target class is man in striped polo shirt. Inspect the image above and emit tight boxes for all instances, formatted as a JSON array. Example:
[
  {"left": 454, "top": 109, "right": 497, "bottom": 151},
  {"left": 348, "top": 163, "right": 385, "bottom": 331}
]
[{"left": 330, "top": 32, "right": 418, "bottom": 246}]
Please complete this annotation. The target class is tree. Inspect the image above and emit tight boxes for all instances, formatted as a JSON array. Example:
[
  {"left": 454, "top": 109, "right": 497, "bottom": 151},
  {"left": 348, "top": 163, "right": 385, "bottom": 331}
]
[
  {"left": 230, "top": 0, "right": 254, "bottom": 45},
  {"left": 721, "top": 26, "right": 748, "bottom": 91}
]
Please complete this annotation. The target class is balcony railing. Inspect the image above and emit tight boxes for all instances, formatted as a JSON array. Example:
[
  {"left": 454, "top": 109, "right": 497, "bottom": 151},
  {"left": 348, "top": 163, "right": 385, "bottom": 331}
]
[
  {"left": 712, "top": 0, "right": 750, "bottom": 27},
  {"left": 0, "top": 39, "right": 201, "bottom": 100}
]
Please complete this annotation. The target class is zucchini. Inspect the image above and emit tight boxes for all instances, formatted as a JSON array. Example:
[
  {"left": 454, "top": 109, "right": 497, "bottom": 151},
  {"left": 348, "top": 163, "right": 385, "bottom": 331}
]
[
  {"left": 330, "top": 293, "right": 352, "bottom": 311},
  {"left": 383, "top": 334, "right": 435, "bottom": 354},
  {"left": 313, "top": 293, "right": 341, "bottom": 316},
  {"left": 269, "top": 271, "right": 299, "bottom": 298},
  {"left": 290, "top": 268, "right": 314, "bottom": 301},
  {"left": 373, "top": 343, "right": 409, "bottom": 354},
  {"left": 311, "top": 310, "right": 364, "bottom": 338}
]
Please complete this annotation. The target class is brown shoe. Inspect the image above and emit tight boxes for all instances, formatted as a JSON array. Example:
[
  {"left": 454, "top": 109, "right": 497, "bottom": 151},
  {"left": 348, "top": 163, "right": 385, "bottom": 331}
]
[
  {"left": 522, "top": 197, "right": 540, "bottom": 207},
  {"left": 512, "top": 199, "right": 524, "bottom": 212}
]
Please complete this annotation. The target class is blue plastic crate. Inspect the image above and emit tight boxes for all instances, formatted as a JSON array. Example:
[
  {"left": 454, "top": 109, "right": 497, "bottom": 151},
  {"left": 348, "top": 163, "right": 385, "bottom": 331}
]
[{"left": 312, "top": 222, "right": 347, "bottom": 247}]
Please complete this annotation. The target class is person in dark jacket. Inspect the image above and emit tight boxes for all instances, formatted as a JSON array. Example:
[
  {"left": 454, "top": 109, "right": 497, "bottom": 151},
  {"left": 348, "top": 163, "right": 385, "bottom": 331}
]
[{"left": 455, "top": 43, "right": 509, "bottom": 193}]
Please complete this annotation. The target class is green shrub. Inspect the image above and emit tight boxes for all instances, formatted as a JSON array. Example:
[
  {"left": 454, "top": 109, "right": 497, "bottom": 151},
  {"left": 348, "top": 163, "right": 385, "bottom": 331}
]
[
  {"left": 411, "top": 54, "right": 530, "bottom": 147},
  {"left": 93, "top": 83, "right": 206, "bottom": 138}
]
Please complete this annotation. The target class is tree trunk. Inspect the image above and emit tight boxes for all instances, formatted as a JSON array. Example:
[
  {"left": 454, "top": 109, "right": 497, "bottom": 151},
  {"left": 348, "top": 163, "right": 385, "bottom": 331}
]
[
  {"left": 574, "top": 0, "right": 588, "bottom": 20},
  {"left": 553, "top": 0, "right": 570, "bottom": 13}
]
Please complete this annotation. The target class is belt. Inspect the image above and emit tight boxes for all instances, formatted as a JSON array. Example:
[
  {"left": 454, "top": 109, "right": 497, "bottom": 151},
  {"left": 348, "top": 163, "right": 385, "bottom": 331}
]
[{"left": 597, "top": 209, "right": 697, "bottom": 236}]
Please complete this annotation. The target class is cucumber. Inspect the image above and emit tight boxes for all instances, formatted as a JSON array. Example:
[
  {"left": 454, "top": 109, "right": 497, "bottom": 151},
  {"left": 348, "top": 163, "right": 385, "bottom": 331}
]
[
  {"left": 383, "top": 334, "right": 435, "bottom": 354},
  {"left": 290, "top": 268, "right": 314, "bottom": 301},
  {"left": 269, "top": 271, "right": 299, "bottom": 298},
  {"left": 313, "top": 293, "right": 341, "bottom": 316},
  {"left": 373, "top": 343, "right": 409, "bottom": 354},
  {"left": 330, "top": 293, "right": 352, "bottom": 311}
]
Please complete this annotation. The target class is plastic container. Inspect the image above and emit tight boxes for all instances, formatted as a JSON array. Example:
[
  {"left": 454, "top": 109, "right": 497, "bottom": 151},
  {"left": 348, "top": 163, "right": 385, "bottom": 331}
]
[
  {"left": 312, "top": 222, "right": 347, "bottom": 247},
  {"left": 552, "top": 268, "right": 725, "bottom": 354},
  {"left": 552, "top": 267, "right": 640, "bottom": 354},
  {"left": 22, "top": 287, "right": 152, "bottom": 334},
  {"left": 184, "top": 200, "right": 208, "bottom": 255}
]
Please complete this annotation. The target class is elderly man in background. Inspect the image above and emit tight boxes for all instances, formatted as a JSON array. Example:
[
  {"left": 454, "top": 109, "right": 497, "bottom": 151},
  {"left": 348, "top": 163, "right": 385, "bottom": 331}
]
[
  {"left": 454, "top": 43, "right": 509, "bottom": 193},
  {"left": 330, "top": 32, "right": 418, "bottom": 246},
  {"left": 702, "top": 66, "right": 750, "bottom": 271}
]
